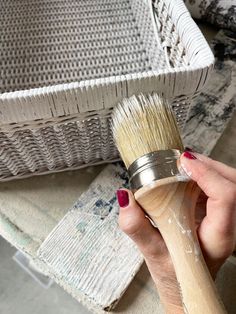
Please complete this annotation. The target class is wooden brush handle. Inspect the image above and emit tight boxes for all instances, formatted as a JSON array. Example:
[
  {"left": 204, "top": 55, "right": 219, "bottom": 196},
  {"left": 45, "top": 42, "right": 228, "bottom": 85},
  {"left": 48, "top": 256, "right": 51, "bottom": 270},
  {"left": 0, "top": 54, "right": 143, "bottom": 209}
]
[{"left": 134, "top": 178, "right": 226, "bottom": 314}]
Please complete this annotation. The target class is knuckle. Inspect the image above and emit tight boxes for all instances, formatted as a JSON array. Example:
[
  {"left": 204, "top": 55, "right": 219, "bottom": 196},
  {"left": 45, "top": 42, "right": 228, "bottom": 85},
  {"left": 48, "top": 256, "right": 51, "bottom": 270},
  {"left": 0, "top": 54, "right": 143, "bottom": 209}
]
[
  {"left": 217, "top": 241, "right": 235, "bottom": 260},
  {"left": 197, "top": 166, "right": 213, "bottom": 189},
  {"left": 199, "top": 164, "right": 236, "bottom": 203},
  {"left": 222, "top": 182, "right": 236, "bottom": 204},
  {"left": 223, "top": 246, "right": 234, "bottom": 259},
  {"left": 214, "top": 220, "right": 236, "bottom": 246},
  {"left": 118, "top": 214, "right": 141, "bottom": 236},
  {"left": 217, "top": 226, "right": 235, "bottom": 240}
]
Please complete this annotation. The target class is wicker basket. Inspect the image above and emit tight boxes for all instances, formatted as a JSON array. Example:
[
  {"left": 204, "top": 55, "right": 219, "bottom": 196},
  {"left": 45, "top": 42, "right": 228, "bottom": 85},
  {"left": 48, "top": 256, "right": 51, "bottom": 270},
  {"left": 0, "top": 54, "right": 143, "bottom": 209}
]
[{"left": 0, "top": 0, "right": 214, "bottom": 181}]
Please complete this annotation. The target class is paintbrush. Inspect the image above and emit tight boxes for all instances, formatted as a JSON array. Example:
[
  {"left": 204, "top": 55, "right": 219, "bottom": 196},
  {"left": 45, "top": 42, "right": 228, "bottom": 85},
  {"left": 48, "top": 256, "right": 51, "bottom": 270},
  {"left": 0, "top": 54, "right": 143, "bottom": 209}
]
[{"left": 112, "top": 93, "right": 226, "bottom": 314}]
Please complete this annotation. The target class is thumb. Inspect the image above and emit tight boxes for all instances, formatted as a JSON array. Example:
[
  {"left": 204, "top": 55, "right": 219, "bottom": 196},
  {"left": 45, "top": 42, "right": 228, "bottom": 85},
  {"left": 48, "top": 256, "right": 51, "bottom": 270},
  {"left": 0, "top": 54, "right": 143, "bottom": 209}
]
[{"left": 116, "top": 189, "right": 167, "bottom": 259}]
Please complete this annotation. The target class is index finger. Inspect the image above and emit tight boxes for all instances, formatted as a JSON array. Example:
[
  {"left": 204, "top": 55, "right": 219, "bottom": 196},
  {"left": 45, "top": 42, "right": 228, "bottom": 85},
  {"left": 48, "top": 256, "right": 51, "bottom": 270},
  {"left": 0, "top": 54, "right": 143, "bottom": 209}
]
[
  {"left": 193, "top": 153, "right": 236, "bottom": 184},
  {"left": 180, "top": 153, "right": 236, "bottom": 205}
]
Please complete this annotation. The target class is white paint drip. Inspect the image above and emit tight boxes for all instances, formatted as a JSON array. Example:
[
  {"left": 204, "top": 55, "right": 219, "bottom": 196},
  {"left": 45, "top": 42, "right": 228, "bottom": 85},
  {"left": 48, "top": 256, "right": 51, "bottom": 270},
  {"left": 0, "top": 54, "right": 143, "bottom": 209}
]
[
  {"left": 185, "top": 246, "right": 193, "bottom": 254},
  {"left": 172, "top": 211, "right": 186, "bottom": 233},
  {"left": 176, "top": 173, "right": 190, "bottom": 182},
  {"left": 172, "top": 210, "right": 200, "bottom": 262},
  {"left": 183, "top": 302, "right": 189, "bottom": 314}
]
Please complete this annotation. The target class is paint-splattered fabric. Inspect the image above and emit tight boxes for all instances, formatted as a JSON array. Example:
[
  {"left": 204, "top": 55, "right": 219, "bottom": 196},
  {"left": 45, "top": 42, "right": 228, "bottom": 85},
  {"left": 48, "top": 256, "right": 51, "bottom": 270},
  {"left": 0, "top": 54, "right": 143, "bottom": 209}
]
[
  {"left": 184, "top": 0, "right": 236, "bottom": 31},
  {"left": 183, "top": 29, "right": 236, "bottom": 153}
]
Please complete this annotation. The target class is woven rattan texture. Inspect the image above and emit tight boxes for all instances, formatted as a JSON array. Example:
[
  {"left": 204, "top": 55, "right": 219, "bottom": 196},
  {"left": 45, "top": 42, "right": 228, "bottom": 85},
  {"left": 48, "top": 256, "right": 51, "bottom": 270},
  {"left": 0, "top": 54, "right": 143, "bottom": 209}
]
[
  {"left": 1, "top": 0, "right": 161, "bottom": 92},
  {"left": 153, "top": 0, "right": 188, "bottom": 67},
  {"left": 1, "top": 0, "right": 189, "bottom": 93},
  {"left": 0, "top": 0, "right": 214, "bottom": 180},
  {"left": 0, "top": 95, "right": 191, "bottom": 180},
  {"left": 0, "top": 109, "right": 118, "bottom": 178}
]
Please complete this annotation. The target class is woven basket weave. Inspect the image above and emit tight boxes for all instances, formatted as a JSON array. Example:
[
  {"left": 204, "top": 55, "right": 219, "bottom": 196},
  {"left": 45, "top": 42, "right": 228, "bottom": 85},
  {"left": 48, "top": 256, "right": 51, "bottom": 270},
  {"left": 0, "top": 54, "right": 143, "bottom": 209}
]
[{"left": 0, "top": 0, "right": 214, "bottom": 181}]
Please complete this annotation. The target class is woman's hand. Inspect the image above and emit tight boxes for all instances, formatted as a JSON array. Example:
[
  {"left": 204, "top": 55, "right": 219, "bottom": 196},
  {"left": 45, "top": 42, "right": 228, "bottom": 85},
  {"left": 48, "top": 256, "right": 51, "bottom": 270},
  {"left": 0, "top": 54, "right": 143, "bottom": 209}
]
[{"left": 116, "top": 152, "right": 236, "bottom": 313}]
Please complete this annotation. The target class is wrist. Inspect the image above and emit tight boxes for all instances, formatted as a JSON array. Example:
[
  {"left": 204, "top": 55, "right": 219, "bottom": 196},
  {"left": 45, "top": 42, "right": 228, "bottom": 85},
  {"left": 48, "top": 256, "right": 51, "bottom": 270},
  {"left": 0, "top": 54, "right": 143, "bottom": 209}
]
[
  {"left": 156, "top": 282, "right": 184, "bottom": 314},
  {"left": 145, "top": 258, "right": 184, "bottom": 312}
]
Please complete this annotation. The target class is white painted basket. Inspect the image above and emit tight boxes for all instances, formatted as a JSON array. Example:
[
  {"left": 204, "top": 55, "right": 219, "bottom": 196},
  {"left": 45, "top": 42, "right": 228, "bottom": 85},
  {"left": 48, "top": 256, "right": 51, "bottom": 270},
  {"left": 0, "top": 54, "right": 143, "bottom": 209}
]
[{"left": 0, "top": 0, "right": 214, "bottom": 181}]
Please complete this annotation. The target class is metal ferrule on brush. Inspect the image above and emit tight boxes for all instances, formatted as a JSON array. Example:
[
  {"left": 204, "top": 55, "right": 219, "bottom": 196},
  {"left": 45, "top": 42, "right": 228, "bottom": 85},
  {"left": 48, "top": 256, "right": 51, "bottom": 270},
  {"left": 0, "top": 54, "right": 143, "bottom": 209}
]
[{"left": 128, "top": 149, "right": 189, "bottom": 190}]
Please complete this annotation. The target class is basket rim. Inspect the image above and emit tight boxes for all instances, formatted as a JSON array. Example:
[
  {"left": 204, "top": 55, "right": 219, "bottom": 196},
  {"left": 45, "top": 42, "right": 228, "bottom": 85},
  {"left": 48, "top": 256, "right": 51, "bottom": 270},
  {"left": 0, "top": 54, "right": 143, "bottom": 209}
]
[{"left": 0, "top": 64, "right": 213, "bottom": 100}]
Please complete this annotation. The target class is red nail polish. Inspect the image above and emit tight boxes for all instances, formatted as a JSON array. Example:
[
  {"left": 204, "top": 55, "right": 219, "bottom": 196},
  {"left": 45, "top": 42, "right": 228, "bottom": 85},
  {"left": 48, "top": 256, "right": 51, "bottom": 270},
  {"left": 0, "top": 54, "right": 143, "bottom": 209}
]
[
  {"left": 183, "top": 151, "right": 197, "bottom": 160},
  {"left": 116, "top": 190, "right": 129, "bottom": 207}
]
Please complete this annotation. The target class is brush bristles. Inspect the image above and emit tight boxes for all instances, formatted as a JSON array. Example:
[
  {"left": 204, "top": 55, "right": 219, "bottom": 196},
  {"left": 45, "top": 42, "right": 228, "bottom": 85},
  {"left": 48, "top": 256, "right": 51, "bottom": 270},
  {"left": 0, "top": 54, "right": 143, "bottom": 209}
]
[{"left": 112, "top": 93, "right": 184, "bottom": 168}]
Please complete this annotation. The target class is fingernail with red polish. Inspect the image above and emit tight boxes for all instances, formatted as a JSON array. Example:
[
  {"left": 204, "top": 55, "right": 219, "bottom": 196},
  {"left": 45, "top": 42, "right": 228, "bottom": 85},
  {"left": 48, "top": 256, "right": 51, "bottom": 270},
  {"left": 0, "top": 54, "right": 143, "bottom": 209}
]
[
  {"left": 183, "top": 151, "right": 197, "bottom": 160},
  {"left": 116, "top": 190, "right": 129, "bottom": 207}
]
